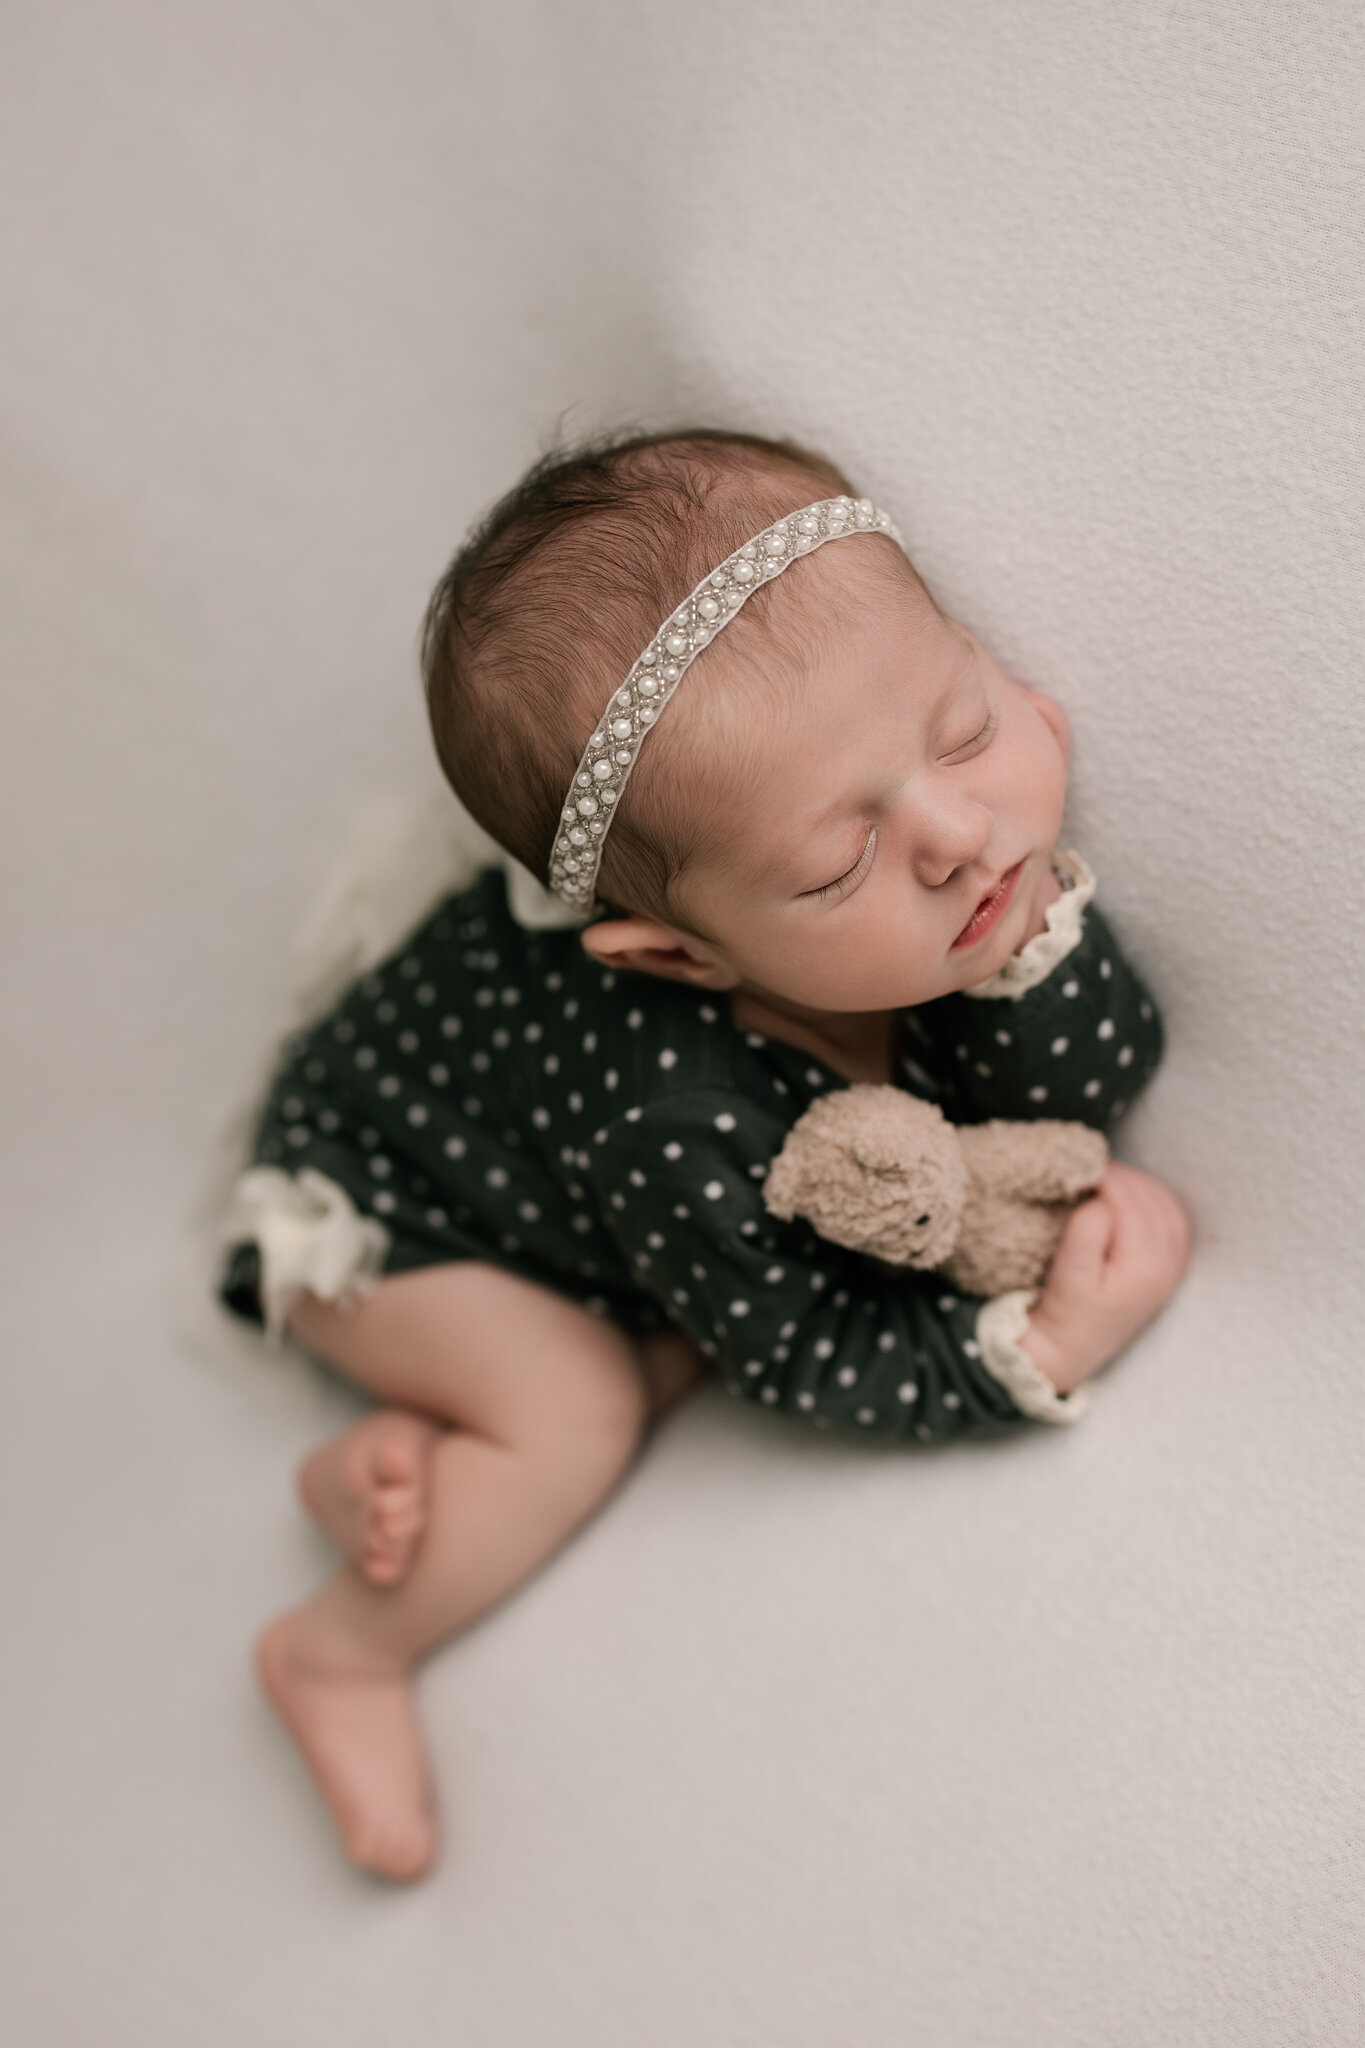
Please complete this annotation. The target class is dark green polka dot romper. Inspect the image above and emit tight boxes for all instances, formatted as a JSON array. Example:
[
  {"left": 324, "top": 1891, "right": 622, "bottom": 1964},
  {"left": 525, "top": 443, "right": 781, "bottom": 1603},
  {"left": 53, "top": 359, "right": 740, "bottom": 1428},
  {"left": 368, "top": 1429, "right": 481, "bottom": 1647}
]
[{"left": 220, "top": 858, "right": 1164, "bottom": 1444}]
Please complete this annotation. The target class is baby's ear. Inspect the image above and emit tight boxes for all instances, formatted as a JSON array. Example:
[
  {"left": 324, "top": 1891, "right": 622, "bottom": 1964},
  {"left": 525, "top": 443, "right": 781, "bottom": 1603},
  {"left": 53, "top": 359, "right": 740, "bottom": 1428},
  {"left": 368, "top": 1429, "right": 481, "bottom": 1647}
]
[{"left": 578, "top": 916, "right": 739, "bottom": 989}]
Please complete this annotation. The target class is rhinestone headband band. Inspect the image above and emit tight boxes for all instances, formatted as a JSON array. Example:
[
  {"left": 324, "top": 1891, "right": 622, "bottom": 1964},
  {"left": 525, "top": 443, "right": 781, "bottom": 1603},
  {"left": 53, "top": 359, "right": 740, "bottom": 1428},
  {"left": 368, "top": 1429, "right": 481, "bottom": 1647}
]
[{"left": 548, "top": 494, "right": 903, "bottom": 911}]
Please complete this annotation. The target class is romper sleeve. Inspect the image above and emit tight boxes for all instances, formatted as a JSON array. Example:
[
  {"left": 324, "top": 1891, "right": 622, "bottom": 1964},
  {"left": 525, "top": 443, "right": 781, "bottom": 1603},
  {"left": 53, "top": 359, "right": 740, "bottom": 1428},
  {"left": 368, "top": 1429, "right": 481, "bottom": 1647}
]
[
  {"left": 908, "top": 850, "right": 1165, "bottom": 1132},
  {"left": 584, "top": 1089, "right": 1085, "bottom": 1442}
]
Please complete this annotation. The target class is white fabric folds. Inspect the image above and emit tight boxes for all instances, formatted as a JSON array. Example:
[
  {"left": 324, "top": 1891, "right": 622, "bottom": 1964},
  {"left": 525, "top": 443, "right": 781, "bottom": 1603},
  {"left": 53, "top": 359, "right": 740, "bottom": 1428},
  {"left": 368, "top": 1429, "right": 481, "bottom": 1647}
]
[{"left": 223, "top": 1166, "right": 390, "bottom": 1341}]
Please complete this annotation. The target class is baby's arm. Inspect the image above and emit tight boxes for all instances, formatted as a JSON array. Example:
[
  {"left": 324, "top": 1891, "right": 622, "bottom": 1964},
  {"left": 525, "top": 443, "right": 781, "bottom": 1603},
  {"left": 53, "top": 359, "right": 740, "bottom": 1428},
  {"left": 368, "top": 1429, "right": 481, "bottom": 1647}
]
[
  {"left": 1018, "top": 1159, "right": 1192, "bottom": 1393},
  {"left": 909, "top": 863, "right": 1187, "bottom": 1392},
  {"left": 588, "top": 1092, "right": 1071, "bottom": 1441}
]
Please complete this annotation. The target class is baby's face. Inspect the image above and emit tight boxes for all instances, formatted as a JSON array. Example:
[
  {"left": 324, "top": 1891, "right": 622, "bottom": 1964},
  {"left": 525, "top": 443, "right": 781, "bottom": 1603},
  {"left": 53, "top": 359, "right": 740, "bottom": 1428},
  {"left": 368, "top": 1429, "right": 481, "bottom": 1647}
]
[{"left": 665, "top": 541, "right": 1070, "bottom": 1014}]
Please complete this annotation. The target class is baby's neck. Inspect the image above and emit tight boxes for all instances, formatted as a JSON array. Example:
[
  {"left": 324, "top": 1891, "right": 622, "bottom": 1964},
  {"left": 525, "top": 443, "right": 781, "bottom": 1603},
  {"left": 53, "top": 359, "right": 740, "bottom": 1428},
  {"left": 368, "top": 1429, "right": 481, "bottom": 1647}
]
[{"left": 727, "top": 989, "right": 898, "bottom": 1086}]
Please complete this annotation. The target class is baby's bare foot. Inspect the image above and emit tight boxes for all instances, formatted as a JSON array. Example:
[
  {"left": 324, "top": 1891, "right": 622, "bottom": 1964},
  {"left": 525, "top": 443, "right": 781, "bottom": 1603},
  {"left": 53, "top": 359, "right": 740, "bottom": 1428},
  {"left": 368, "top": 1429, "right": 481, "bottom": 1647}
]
[
  {"left": 298, "top": 1411, "right": 440, "bottom": 1586},
  {"left": 256, "top": 1609, "right": 437, "bottom": 1882}
]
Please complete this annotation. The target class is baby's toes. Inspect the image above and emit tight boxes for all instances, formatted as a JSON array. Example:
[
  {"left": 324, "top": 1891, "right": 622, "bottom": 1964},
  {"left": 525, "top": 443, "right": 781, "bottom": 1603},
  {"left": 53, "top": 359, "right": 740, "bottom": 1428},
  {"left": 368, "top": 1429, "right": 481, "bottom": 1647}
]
[
  {"left": 372, "top": 1436, "right": 420, "bottom": 1490},
  {"left": 348, "top": 1804, "right": 437, "bottom": 1883},
  {"left": 374, "top": 1480, "right": 415, "bottom": 1523},
  {"left": 363, "top": 1549, "right": 406, "bottom": 1587},
  {"left": 366, "top": 1504, "right": 406, "bottom": 1549},
  {"left": 362, "top": 1504, "right": 421, "bottom": 1583},
  {"left": 373, "top": 1492, "right": 419, "bottom": 1552}
]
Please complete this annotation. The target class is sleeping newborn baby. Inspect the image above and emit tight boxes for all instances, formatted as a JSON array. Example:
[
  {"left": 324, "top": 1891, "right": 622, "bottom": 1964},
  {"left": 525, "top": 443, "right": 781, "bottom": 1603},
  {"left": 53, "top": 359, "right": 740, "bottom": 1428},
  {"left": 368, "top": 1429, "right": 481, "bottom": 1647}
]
[{"left": 221, "top": 427, "right": 1192, "bottom": 1880}]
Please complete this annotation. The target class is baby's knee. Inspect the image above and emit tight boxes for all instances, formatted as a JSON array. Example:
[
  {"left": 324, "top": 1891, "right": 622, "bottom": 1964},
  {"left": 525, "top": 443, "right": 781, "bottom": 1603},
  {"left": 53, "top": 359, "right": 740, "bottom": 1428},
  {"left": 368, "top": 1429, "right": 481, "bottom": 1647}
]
[{"left": 535, "top": 1328, "right": 652, "bottom": 1479}]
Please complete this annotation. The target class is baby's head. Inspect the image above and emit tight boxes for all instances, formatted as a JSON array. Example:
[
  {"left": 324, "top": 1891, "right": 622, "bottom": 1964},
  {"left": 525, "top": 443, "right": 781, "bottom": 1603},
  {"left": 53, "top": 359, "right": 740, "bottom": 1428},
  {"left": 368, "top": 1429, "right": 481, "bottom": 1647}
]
[{"left": 422, "top": 428, "right": 1069, "bottom": 1014}]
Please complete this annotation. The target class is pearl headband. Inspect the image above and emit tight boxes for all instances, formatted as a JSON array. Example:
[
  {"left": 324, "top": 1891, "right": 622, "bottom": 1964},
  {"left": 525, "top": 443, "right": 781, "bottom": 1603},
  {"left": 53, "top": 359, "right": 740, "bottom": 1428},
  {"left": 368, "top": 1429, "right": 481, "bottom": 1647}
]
[{"left": 547, "top": 495, "right": 904, "bottom": 913}]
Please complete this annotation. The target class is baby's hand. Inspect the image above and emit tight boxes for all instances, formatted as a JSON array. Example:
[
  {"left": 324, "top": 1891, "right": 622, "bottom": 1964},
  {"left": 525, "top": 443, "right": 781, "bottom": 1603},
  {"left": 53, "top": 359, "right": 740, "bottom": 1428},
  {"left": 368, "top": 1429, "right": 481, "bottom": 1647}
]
[{"left": 1020, "top": 1162, "right": 1192, "bottom": 1395}]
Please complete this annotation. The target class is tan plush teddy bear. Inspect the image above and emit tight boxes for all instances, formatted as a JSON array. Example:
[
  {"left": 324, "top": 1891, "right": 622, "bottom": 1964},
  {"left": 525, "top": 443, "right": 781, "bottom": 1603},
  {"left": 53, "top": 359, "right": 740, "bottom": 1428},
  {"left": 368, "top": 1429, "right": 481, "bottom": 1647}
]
[{"left": 762, "top": 1085, "right": 1108, "bottom": 1297}]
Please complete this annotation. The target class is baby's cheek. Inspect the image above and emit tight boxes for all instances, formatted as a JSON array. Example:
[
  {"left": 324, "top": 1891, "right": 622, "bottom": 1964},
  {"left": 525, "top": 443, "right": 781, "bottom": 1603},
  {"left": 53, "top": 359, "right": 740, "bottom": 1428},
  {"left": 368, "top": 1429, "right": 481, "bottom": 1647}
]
[
  {"left": 738, "top": 929, "right": 875, "bottom": 1010},
  {"left": 787, "top": 929, "right": 940, "bottom": 1013}
]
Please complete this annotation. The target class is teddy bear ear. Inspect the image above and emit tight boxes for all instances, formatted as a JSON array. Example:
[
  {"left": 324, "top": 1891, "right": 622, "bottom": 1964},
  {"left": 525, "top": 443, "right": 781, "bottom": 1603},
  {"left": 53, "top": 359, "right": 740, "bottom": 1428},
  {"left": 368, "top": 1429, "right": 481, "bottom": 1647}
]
[{"left": 844, "top": 1091, "right": 954, "bottom": 1180}]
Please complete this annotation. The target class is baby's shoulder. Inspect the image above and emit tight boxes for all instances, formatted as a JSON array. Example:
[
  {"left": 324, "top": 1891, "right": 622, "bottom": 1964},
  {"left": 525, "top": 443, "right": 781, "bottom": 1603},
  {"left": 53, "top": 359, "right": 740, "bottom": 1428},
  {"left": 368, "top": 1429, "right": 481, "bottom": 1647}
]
[{"left": 396, "top": 865, "right": 779, "bottom": 1100}]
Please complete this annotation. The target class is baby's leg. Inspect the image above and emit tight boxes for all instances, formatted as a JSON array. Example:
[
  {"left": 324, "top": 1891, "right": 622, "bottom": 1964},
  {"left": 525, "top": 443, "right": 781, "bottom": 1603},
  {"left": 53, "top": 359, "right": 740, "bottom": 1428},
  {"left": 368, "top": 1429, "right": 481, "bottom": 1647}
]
[
  {"left": 257, "top": 1263, "right": 684, "bottom": 1882},
  {"left": 296, "top": 1326, "right": 706, "bottom": 1588},
  {"left": 635, "top": 1324, "right": 711, "bottom": 1418}
]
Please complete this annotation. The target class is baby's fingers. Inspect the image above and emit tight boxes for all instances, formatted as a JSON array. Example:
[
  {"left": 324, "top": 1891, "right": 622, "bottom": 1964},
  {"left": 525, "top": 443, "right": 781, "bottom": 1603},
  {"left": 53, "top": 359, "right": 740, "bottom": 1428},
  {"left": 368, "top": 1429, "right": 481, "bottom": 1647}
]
[
  {"left": 1045, "top": 1191, "right": 1115, "bottom": 1297},
  {"left": 1105, "top": 1168, "right": 1191, "bottom": 1289},
  {"left": 1151, "top": 1183, "right": 1194, "bottom": 1277}
]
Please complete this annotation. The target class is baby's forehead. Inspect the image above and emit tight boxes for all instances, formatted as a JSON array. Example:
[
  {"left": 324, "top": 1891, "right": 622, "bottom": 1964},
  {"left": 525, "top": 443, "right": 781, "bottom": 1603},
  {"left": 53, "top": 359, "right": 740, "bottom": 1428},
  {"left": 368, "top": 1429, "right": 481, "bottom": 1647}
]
[
  {"left": 792, "top": 528, "right": 923, "bottom": 613},
  {"left": 683, "top": 535, "right": 936, "bottom": 730},
  {"left": 634, "top": 536, "right": 941, "bottom": 881}
]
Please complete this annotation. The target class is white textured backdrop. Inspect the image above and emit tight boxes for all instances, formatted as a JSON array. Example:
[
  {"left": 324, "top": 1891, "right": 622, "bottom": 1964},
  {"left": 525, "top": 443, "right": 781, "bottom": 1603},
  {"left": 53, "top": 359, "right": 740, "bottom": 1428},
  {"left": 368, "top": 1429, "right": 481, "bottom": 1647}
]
[{"left": 3, "top": 4, "right": 1361, "bottom": 2043}]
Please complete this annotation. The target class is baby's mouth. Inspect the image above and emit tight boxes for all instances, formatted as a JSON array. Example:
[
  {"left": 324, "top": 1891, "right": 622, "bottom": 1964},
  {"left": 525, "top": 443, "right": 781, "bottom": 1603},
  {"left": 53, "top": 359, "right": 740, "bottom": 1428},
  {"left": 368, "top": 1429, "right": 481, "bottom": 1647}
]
[{"left": 950, "top": 860, "right": 1025, "bottom": 950}]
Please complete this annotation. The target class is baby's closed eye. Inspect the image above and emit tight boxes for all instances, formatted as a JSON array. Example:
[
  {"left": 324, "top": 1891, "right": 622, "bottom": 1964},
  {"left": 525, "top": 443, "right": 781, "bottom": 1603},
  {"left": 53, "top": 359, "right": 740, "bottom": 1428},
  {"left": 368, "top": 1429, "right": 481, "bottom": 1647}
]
[{"left": 805, "top": 827, "right": 877, "bottom": 904}]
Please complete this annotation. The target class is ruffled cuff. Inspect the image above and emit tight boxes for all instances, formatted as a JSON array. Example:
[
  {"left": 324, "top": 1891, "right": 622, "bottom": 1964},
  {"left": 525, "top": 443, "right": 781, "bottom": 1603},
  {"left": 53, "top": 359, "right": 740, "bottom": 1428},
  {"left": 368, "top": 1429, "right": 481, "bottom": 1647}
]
[
  {"left": 975, "top": 1287, "right": 1090, "bottom": 1425},
  {"left": 222, "top": 1166, "right": 390, "bottom": 1342},
  {"left": 962, "top": 848, "right": 1097, "bottom": 1001}
]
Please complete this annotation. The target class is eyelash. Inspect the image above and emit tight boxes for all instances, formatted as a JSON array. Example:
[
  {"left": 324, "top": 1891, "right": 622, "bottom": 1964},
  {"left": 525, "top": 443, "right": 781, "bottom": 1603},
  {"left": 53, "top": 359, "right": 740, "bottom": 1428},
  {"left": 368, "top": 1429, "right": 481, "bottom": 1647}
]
[
  {"left": 949, "top": 707, "right": 998, "bottom": 759},
  {"left": 810, "top": 827, "right": 878, "bottom": 903},
  {"left": 805, "top": 709, "right": 998, "bottom": 904}
]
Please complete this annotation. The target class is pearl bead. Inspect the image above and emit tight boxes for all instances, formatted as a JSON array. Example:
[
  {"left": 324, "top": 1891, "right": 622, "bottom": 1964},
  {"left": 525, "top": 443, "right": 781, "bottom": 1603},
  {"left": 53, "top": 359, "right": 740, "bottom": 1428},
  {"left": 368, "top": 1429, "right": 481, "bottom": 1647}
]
[
  {"left": 640, "top": 648, "right": 658, "bottom": 666},
  {"left": 576, "top": 795, "right": 598, "bottom": 816},
  {"left": 739, "top": 543, "right": 757, "bottom": 559},
  {"left": 614, "top": 748, "right": 631, "bottom": 765},
  {"left": 665, "top": 631, "right": 687, "bottom": 656},
  {"left": 798, "top": 513, "right": 819, "bottom": 533},
  {"left": 637, "top": 675, "right": 659, "bottom": 696},
  {"left": 698, "top": 595, "right": 720, "bottom": 620},
  {"left": 710, "top": 571, "right": 728, "bottom": 589},
  {"left": 763, "top": 534, "right": 785, "bottom": 556},
  {"left": 638, "top": 705, "right": 655, "bottom": 722},
  {"left": 576, "top": 772, "right": 591, "bottom": 787},
  {"left": 568, "top": 826, "right": 587, "bottom": 845},
  {"left": 592, "top": 758, "right": 612, "bottom": 780},
  {"left": 731, "top": 560, "right": 755, "bottom": 585},
  {"left": 662, "top": 663, "right": 680, "bottom": 682},
  {"left": 611, "top": 717, "right": 632, "bottom": 738}
]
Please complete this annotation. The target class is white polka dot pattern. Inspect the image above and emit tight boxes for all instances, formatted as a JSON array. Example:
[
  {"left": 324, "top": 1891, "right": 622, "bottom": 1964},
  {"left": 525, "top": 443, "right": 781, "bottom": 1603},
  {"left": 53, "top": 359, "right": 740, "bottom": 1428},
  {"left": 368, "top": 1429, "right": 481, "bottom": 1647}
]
[{"left": 227, "top": 852, "right": 1163, "bottom": 1442}]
